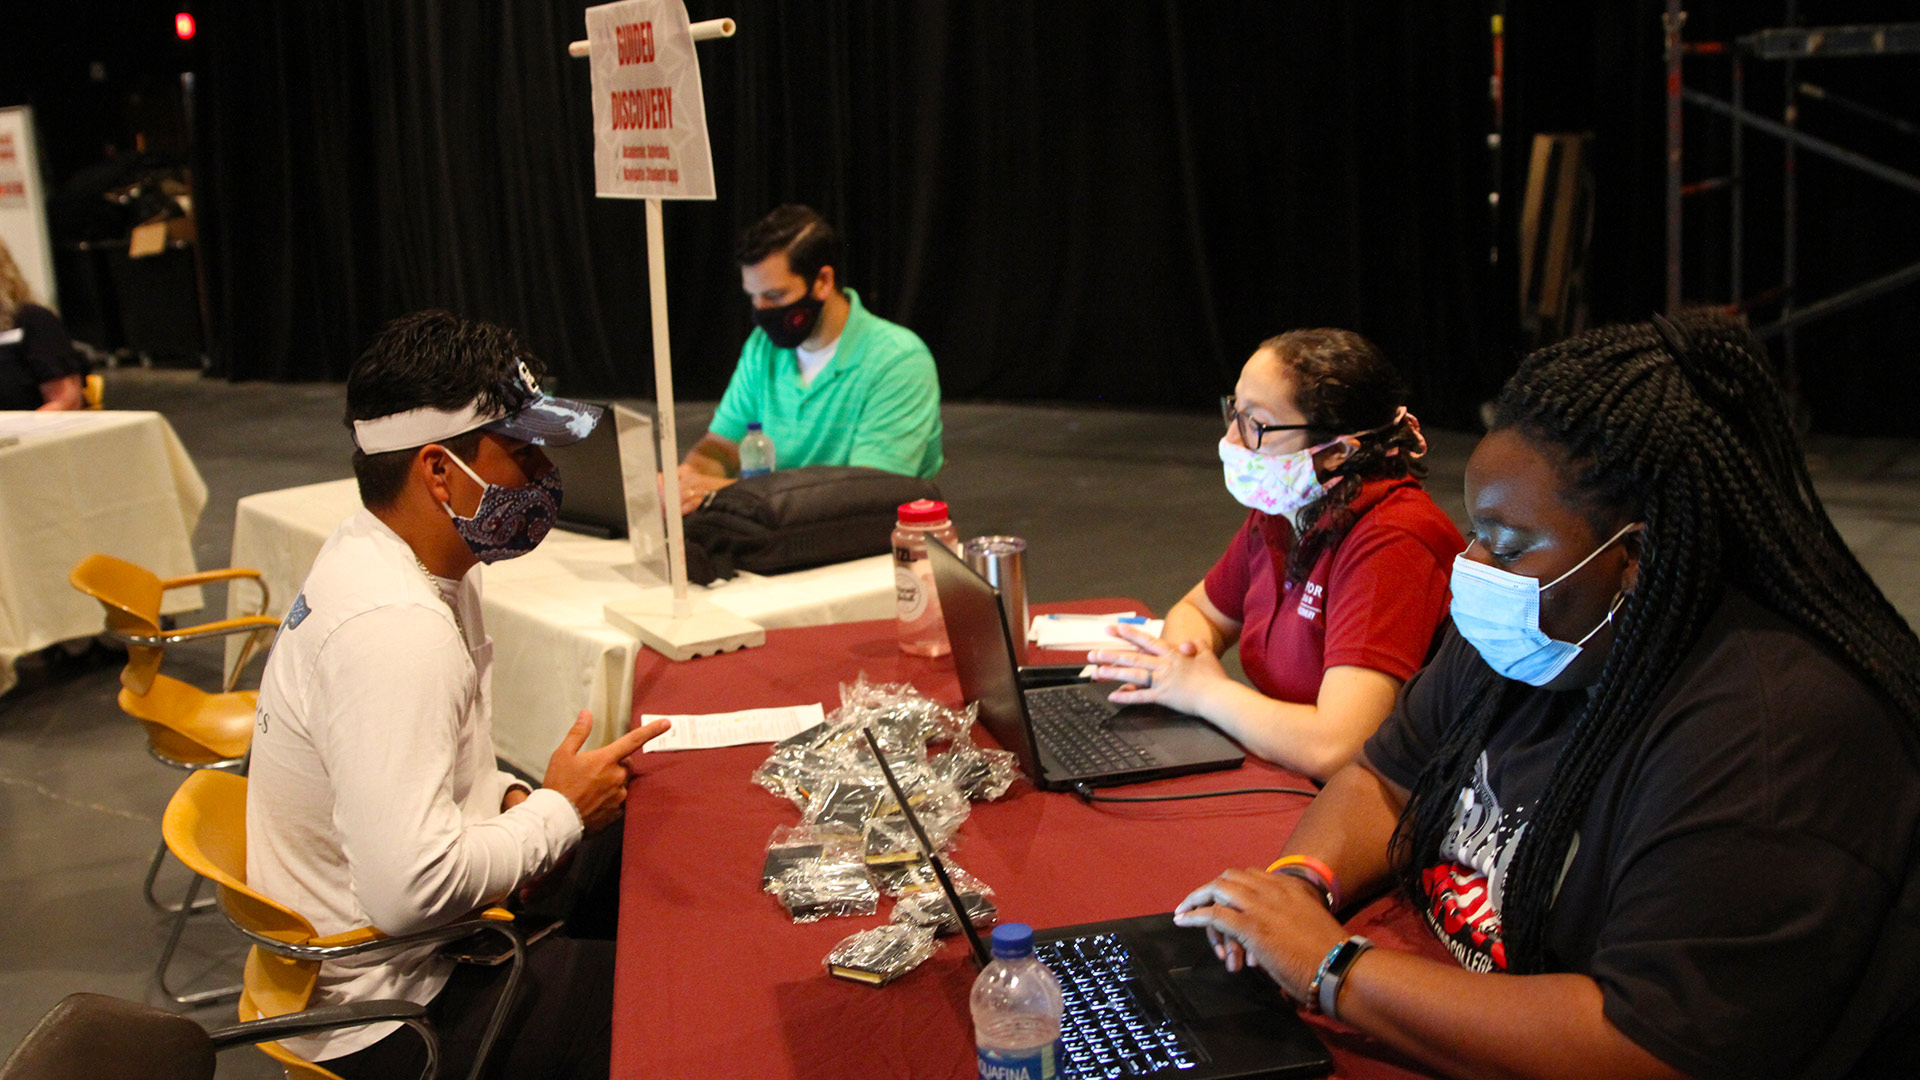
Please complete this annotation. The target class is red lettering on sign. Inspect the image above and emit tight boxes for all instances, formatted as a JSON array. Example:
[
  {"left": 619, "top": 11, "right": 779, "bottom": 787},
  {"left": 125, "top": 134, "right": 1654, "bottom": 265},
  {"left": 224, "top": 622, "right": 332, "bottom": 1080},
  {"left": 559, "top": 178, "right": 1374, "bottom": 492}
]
[
  {"left": 609, "top": 88, "right": 675, "bottom": 131},
  {"left": 615, "top": 21, "right": 656, "bottom": 65}
]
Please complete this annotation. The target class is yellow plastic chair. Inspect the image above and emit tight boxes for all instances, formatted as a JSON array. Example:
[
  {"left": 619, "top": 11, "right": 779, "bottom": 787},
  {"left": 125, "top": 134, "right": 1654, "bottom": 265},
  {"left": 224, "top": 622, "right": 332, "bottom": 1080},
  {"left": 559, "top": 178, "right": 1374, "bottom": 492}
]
[
  {"left": 69, "top": 553, "right": 280, "bottom": 1003},
  {"left": 163, "top": 771, "right": 523, "bottom": 1080},
  {"left": 68, "top": 552, "right": 278, "bottom": 699}
]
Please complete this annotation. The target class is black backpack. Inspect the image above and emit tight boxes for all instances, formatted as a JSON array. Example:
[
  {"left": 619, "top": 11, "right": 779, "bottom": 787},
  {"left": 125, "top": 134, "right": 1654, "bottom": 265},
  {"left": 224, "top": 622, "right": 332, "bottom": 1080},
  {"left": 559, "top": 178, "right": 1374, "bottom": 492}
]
[{"left": 682, "top": 466, "right": 942, "bottom": 585}]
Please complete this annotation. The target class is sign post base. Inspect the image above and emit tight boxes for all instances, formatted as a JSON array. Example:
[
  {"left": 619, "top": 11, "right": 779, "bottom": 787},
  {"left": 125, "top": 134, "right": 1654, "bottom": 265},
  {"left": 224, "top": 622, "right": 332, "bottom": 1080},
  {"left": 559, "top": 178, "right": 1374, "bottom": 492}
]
[{"left": 605, "top": 595, "right": 765, "bottom": 661}]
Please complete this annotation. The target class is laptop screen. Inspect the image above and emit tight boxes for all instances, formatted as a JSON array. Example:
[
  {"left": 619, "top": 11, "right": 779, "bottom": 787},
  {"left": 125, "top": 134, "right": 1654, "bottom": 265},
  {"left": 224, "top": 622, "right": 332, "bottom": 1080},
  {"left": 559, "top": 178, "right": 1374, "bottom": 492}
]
[
  {"left": 542, "top": 405, "right": 628, "bottom": 538},
  {"left": 928, "top": 542, "right": 1041, "bottom": 782}
]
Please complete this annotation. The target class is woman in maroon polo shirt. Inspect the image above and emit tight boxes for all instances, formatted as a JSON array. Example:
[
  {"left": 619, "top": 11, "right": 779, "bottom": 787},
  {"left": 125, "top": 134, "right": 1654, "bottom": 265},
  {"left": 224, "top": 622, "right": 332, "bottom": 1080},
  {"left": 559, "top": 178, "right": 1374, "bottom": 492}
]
[{"left": 1090, "top": 329, "right": 1462, "bottom": 780}]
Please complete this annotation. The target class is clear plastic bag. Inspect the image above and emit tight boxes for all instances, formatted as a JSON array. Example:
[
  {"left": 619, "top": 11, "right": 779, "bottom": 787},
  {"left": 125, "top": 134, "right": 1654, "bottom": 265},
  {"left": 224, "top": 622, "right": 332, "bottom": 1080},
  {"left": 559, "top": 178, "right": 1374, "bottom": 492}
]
[
  {"left": 825, "top": 675, "right": 976, "bottom": 754},
  {"left": 824, "top": 923, "right": 939, "bottom": 986},
  {"left": 890, "top": 866, "right": 999, "bottom": 936},
  {"left": 750, "top": 746, "right": 843, "bottom": 810},
  {"left": 800, "top": 776, "right": 889, "bottom": 833},
  {"left": 749, "top": 677, "right": 1016, "bottom": 938},
  {"left": 761, "top": 825, "right": 862, "bottom": 891},
  {"left": 928, "top": 739, "right": 1021, "bottom": 802},
  {"left": 769, "top": 858, "right": 879, "bottom": 923}
]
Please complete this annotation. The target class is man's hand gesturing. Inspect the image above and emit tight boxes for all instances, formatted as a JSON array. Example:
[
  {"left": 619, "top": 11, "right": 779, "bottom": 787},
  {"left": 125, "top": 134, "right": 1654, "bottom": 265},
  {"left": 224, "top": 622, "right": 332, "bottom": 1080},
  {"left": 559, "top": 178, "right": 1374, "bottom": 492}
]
[{"left": 541, "top": 710, "right": 671, "bottom": 833}]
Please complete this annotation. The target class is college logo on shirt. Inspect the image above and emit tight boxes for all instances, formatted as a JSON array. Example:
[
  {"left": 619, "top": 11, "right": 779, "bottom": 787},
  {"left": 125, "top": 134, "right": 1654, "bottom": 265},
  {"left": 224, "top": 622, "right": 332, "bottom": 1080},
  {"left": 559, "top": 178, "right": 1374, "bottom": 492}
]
[
  {"left": 285, "top": 592, "right": 311, "bottom": 630},
  {"left": 1421, "top": 753, "right": 1537, "bottom": 973},
  {"left": 1295, "top": 580, "right": 1324, "bottom": 622}
]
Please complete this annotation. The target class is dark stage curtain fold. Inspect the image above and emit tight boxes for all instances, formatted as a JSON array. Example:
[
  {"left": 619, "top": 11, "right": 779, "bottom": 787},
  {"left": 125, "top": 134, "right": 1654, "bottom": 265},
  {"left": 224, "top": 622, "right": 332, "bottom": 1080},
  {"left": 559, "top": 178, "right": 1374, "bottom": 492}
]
[{"left": 197, "top": 0, "right": 1505, "bottom": 423}]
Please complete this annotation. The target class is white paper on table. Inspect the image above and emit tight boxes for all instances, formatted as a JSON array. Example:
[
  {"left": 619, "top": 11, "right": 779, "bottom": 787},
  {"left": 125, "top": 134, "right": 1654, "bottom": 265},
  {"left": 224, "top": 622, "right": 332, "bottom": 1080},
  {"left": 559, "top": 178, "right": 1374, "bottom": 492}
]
[
  {"left": 1028, "top": 612, "right": 1166, "bottom": 652},
  {"left": 638, "top": 702, "right": 826, "bottom": 752}
]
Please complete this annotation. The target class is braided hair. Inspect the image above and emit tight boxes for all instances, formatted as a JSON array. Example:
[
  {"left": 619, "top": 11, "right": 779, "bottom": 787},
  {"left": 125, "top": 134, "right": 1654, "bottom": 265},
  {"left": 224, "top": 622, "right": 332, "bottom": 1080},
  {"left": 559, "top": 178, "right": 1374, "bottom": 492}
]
[
  {"left": 1388, "top": 311, "right": 1920, "bottom": 974},
  {"left": 1267, "top": 329, "right": 1429, "bottom": 585}
]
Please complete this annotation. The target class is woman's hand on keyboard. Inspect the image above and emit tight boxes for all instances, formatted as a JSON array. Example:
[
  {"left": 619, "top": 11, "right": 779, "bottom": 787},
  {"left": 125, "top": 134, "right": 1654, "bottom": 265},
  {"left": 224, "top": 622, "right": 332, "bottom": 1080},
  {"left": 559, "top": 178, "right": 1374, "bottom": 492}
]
[
  {"left": 1172, "top": 867, "right": 1347, "bottom": 998},
  {"left": 1088, "top": 621, "right": 1231, "bottom": 716}
]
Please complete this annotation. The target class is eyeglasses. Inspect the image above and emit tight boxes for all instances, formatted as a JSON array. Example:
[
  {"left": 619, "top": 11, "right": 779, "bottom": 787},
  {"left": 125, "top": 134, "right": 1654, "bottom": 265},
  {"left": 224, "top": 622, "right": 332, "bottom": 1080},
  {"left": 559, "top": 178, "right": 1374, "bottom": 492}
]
[{"left": 1220, "top": 395, "right": 1312, "bottom": 451}]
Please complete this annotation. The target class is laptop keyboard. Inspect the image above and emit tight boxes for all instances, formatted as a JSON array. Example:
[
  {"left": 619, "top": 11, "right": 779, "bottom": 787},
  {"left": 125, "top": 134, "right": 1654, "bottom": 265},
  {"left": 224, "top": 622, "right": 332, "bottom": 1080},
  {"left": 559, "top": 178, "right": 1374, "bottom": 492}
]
[
  {"left": 1027, "top": 688, "right": 1156, "bottom": 775},
  {"left": 1036, "top": 933, "right": 1200, "bottom": 1077}
]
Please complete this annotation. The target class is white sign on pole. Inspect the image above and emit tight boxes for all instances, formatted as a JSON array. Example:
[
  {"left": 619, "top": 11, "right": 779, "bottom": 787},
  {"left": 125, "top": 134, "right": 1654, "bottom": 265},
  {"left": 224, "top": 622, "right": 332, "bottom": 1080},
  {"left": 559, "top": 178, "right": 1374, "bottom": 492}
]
[
  {"left": 587, "top": 0, "right": 717, "bottom": 201},
  {"left": 0, "top": 106, "right": 58, "bottom": 309}
]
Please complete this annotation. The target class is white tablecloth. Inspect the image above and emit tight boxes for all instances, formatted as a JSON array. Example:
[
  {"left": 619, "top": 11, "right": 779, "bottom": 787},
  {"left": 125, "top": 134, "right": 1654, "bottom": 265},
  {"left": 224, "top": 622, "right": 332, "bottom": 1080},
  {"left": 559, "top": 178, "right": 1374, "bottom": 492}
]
[
  {"left": 226, "top": 478, "right": 896, "bottom": 774},
  {"left": 0, "top": 411, "right": 208, "bottom": 696}
]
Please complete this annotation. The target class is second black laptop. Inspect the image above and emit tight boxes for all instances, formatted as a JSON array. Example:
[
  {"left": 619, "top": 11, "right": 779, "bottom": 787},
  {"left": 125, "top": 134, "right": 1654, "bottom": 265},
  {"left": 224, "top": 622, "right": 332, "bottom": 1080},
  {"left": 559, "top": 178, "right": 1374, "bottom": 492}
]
[
  {"left": 928, "top": 542, "right": 1244, "bottom": 791},
  {"left": 859, "top": 726, "right": 1333, "bottom": 1080}
]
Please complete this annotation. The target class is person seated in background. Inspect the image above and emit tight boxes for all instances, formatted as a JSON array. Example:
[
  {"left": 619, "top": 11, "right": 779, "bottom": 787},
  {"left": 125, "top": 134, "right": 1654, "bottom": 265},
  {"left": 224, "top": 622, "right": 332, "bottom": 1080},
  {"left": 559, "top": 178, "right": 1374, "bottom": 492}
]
[
  {"left": 1090, "top": 329, "right": 1463, "bottom": 780},
  {"left": 1174, "top": 312, "right": 1920, "bottom": 1080},
  {"left": 247, "top": 310, "right": 672, "bottom": 1079},
  {"left": 0, "top": 239, "right": 85, "bottom": 411},
  {"left": 676, "top": 203, "right": 943, "bottom": 513}
]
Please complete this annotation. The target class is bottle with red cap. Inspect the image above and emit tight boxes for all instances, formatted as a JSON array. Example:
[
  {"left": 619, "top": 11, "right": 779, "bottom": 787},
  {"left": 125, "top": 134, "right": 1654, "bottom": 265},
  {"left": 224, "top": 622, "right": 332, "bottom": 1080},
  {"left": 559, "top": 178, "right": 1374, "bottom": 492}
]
[{"left": 893, "top": 499, "right": 960, "bottom": 656}]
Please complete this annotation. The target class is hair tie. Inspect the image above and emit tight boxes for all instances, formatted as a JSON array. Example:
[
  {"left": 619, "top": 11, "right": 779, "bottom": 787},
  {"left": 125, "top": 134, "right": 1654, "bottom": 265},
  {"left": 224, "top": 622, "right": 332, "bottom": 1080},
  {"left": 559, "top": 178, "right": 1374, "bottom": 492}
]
[
  {"left": 1650, "top": 313, "right": 1692, "bottom": 360},
  {"left": 1400, "top": 408, "right": 1429, "bottom": 459},
  {"left": 1366, "top": 406, "right": 1426, "bottom": 460}
]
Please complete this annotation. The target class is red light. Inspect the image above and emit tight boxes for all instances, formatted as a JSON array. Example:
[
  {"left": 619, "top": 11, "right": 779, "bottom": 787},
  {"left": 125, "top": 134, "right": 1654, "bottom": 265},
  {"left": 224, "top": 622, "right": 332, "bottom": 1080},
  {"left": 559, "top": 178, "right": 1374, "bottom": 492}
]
[{"left": 174, "top": 12, "right": 195, "bottom": 40}]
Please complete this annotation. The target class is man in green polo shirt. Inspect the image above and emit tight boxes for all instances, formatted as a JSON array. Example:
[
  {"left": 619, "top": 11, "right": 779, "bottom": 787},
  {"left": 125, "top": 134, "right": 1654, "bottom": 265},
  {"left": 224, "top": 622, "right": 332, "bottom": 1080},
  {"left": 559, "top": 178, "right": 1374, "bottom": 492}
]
[{"left": 677, "top": 205, "right": 943, "bottom": 514}]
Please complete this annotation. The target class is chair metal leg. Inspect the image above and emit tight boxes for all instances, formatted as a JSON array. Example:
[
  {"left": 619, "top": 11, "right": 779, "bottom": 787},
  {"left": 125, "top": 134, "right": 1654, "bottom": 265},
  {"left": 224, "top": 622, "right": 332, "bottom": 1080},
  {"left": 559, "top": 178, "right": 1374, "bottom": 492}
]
[
  {"left": 143, "top": 839, "right": 218, "bottom": 915},
  {"left": 467, "top": 925, "right": 526, "bottom": 1080},
  {"left": 155, "top": 875, "right": 242, "bottom": 1005}
]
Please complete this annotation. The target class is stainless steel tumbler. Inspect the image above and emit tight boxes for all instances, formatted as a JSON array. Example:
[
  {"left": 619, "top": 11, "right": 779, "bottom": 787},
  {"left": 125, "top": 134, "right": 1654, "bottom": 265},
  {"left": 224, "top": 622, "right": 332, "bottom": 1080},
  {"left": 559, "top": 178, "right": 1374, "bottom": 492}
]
[{"left": 963, "top": 535, "right": 1029, "bottom": 662}]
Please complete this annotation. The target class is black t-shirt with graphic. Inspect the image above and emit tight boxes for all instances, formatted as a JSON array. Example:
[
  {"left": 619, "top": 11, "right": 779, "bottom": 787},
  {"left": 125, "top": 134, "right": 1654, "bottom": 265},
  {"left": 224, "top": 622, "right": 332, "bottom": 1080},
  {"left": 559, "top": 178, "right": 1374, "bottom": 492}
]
[
  {"left": 1365, "top": 589, "right": 1920, "bottom": 1080},
  {"left": 0, "top": 304, "right": 83, "bottom": 410}
]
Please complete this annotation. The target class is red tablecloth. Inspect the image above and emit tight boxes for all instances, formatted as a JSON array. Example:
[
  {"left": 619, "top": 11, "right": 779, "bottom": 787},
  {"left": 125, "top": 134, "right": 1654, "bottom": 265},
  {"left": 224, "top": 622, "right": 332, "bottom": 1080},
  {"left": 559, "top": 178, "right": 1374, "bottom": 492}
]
[{"left": 616, "top": 603, "right": 1446, "bottom": 1079}]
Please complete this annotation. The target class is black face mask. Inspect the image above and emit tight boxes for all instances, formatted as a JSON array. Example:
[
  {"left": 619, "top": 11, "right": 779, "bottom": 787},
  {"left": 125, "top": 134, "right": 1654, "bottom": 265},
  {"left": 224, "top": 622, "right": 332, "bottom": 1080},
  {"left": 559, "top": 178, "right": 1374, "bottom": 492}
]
[{"left": 752, "top": 285, "right": 825, "bottom": 349}]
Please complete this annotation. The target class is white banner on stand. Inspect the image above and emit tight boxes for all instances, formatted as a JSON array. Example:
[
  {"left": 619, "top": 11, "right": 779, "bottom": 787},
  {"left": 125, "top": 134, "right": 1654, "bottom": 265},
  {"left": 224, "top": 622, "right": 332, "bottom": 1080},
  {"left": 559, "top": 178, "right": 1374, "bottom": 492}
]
[
  {"left": 0, "top": 106, "right": 57, "bottom": 309},
  {"left": 587, "top": 0, "right": 717, "bottom": 201}
]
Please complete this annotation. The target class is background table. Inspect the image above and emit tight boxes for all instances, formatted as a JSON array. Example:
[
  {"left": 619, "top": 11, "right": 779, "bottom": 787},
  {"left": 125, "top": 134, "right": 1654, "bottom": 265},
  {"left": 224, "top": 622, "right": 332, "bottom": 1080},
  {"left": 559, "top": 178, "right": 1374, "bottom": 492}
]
[
  {"left": 0, "top": 411, "right": 207, "bottom": 696},
  {"left": 225, "top": 478, "right": 897, "bottom": 774},
  {"left": 615, "top": 607, "right": 1447, "bottom": 1079}
]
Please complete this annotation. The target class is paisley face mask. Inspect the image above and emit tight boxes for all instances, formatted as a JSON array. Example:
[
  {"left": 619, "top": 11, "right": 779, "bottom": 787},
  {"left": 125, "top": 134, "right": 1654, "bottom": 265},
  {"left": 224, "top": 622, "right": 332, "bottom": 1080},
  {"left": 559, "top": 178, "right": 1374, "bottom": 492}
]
[{"left": 441, "top": 450, "right": 562, "bottom": 564}]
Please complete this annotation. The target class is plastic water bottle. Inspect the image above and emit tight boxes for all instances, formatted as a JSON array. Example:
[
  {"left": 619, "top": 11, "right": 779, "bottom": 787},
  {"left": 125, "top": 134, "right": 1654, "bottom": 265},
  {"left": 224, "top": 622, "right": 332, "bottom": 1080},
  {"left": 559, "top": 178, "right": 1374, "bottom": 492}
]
[
  {"left": 893, "top": 499, "right": 960, "bottom": 657},
  {"left": 972, "top": 924, "right": 1064, "bottom": 1080},
  {"left": 739, "top": 422, "right": 776, "bottom": 478}
]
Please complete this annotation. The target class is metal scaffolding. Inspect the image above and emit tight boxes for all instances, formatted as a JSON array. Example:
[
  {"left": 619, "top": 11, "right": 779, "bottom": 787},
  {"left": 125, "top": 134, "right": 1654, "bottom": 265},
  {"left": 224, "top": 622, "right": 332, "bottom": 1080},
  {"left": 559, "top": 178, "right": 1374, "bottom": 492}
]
[{"left": 1663, "top": 3, "right": 1920, "bottom": 391}]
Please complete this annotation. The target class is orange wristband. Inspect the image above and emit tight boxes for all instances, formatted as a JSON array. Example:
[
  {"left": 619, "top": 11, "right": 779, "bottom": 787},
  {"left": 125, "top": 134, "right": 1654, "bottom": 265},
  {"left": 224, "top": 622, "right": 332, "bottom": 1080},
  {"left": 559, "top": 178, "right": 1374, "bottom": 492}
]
[{"left": 1266, "top": 854, "right": 1341, "bottom": 911}]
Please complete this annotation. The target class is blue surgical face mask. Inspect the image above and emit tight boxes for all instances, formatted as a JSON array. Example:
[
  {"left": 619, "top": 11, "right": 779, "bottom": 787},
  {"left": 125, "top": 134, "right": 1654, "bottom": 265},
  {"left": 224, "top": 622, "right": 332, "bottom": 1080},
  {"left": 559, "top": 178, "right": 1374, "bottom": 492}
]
[
  {"left": 441, "top": 451, "right": 562, "bottom": 564},
  {"left": 1448, "top": 522, "right": 1640, "bottom": 686}
]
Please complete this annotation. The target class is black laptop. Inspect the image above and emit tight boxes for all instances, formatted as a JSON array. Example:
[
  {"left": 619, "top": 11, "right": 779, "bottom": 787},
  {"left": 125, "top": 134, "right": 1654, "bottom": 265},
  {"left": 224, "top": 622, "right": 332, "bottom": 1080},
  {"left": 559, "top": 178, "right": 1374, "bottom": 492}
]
[
  {"left": 859, "top": 728, "right": 1333, "bottom": 1080},
  {"left": 929, "top": 542, "right": 1244, "bottom": 791},
  {"left": 541, "top": 402, "right": 629, "bottom": 539}
]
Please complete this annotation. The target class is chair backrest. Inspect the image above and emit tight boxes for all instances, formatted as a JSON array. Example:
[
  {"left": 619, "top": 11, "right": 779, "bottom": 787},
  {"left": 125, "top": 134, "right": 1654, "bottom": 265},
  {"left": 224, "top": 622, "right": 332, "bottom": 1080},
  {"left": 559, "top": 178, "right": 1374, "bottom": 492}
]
[
  {"left": 164, "top": 771, "right": 316, "bottom": 946},
  {"left": 0, "top": 993, "right": 214, "bottom": 1080},
  {"left": 68, "top": 554, "right": 167, "bottom": 694},
  {"left": 164, "top": 770, "right": 326, "bottom": 1027}
]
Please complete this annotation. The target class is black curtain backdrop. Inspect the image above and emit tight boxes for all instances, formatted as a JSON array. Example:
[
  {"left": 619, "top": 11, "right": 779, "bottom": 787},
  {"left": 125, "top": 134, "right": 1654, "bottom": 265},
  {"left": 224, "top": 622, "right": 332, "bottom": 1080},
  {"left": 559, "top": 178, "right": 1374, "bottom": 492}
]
[
  {"left": 195, "top": 0, "right": 1502, "bottom": 422},
  {"left": 192, "top": 0, "right": 1920, "bottom": 434}
]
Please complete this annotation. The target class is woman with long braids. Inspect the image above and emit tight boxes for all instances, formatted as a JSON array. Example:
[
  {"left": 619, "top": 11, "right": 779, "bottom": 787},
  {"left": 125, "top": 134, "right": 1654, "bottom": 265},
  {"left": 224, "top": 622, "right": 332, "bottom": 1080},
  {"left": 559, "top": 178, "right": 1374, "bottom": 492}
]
[
  {"left": 1174, "top": 312, "right": 1920, "bottom": 1078},
  {"left": 1090, "top": 329, "right": 1463, "bottom": 780}
]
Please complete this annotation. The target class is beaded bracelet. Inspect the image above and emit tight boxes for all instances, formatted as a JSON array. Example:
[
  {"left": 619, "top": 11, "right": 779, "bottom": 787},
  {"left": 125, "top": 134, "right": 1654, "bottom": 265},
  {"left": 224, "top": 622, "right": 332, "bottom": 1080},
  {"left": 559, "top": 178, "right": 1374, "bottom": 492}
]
[{"left": 1302, "top": 939, "right": 1346, "bottom": 1014}]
